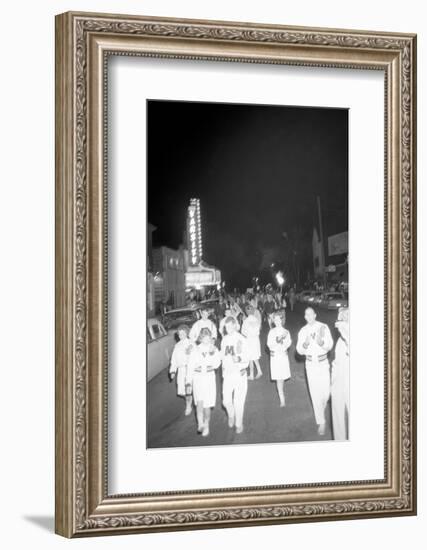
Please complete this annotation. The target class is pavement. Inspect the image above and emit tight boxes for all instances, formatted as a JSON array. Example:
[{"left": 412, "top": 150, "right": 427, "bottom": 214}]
[{"left": 147, "top": 303, "right": 340, "bottom": 448}]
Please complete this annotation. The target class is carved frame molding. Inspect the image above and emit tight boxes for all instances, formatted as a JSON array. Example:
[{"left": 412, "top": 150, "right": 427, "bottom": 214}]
[{"left": 55, "top": 12, "right": 416, "bottom": 537}]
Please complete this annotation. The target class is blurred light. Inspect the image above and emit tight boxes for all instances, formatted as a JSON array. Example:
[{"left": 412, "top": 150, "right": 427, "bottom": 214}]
[{"left": 276, "top": 271, "right": 285, "bottom": 286}]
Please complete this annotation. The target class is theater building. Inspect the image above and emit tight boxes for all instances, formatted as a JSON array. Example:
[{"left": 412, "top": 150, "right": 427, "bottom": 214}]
[{"left": 184, "top": 198, "right": 221, "bottom": 297}]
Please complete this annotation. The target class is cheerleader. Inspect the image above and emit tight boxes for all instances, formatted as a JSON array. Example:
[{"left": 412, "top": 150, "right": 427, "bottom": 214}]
[
  {"left": 169, "top": 325, "right": 194, "bottom": 416},
  {"left": 189, "top": 308, "right": 218, "bottom": 342},
  {"left": 251, "top": 299, "right": 263, "bottom": 326},
  {"left": 220, "top": 316, "right": 250, "bottom": 434},
  {"left": 229, "top": 297, "right": 243, "bottom": 323},
  {"left": 219, "top": 308, "right": 240, "bottom": 337},
  {"left": 331, "top": 307, "right": 350, "bottom": 440},
  {"left": 186, "top": 328, "right": 221, "bottom": 437},
  {"left": 267, "top": 309, "right": 292, "bottom": 407},
  {"left": 241, "top": 306, "right": 263, "bottom": 380}
]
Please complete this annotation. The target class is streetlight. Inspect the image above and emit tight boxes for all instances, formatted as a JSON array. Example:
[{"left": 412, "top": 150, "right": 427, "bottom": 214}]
[{"left": 275, "top": 271, "right": 285, "bottom": 296}]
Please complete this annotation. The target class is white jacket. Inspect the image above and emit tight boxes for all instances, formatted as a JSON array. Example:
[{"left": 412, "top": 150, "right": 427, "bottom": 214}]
[
  {"left": 296, "top": 321, "right": 333, "bottom": 357},
  {"left": 169, "top": 338, "right": 193, "bottom": 374},
  {"left": 189, "top": 319, "right": 218, "bottom": 342},
  {"left": 186, "top": 343, "right": 221, "bottom": 384},
  {"left": 220, "top": 332, "right": 249, "bottom": 375}
]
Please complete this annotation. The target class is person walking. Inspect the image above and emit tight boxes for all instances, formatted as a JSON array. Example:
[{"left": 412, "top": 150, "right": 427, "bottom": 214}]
[
  {"left": 267, "top": 310, "right": 292, "bottom": 407},
  {"left": 229, "top": 297, "right": 243, "bottom": 324},
  {"left": 169, "top": 324, "right": 194, "bottom": 416},
  {"left": 220, "top": 316, "right": 250, "bottom": 434},
  {"left": 186, "top": 328, "right": 221, "bottom": 437},
  {"left": 219, "top": 307, "right": 240, "bottom": 337},
  {"left": 242, "top": 305, "right": 263, "bottom": 380},
  {"left": 251, "top": 297, "right": 263, "bottom": 326},
  {"left": 216, "top": 295, "right": 227, "bottom": 320},
  {"left": 331, "top": 307, "right": 350, "bottom": 440},
  {"left": 288, "top": 287, "right": 296, "bottom": 312},
  {"left": 189, "top": 308, "right": 218, "bottom": 342},
  {"left": 296, "top": 307, "right": 333, "bottom": 435},
  {"left": 263, "top": 293, "right": 276, "bottom": 327}
]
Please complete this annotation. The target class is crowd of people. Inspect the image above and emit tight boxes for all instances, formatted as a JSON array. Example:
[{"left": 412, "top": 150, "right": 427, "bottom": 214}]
[{"left": 169, "top": 290, "right": 349, "bottom": 441}]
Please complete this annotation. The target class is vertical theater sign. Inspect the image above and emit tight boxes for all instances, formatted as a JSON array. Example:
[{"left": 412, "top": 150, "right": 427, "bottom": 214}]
[
  {"left": 187, "top": 198, "right": 203, "bottom": 266},
  {"left": 185, "top": 198, "right": 221, "bottom": 295}
]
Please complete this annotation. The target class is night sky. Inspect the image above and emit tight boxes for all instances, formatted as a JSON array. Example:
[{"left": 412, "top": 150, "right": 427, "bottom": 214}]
[{"left": 147, "top": 100, "right": 348, "bottom": 289}]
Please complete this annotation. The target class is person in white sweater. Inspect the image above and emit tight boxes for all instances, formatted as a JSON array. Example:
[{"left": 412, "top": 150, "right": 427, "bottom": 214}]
[
  {"left": 169, "top": 324, "right": 194, "bottom": 416},
  {"left": 189, "top": 308, "right": 218, "bottom": 343},
  {"left": 241, "top": 306, "right": 262, "bottom": 380},
  {"left": 267, "top": 309, "right": 292, "bottom": 407},
  {"left": 219, "top": 308, "right": 240, "bottom": 337},
  {"left": 331, "top": 307, "right": 350, "bottom": 440},
  {"left": 220, "top": 317, "right": 250, "bottom": 434},
  {"left": 186, "top": 328, "right": 221, "bottom": 437},
  {"left": 296, "top": 307, "right": 333, "bottom": 435}
]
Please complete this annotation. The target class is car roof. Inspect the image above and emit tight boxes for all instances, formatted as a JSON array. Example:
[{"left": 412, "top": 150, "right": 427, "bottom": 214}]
[{"left": 163, "top": 305, "right": 201, "bottom": 314}]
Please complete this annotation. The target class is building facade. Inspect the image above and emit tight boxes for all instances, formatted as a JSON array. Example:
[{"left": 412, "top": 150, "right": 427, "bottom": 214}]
[
  {"left": 152, "top": 246, "right": 186, "bottom": 312},
  {"left": 312, "top": 228, "right": 348, "bottom": 287},
  {"left": 326, "top": 231, "right": 348, "bottom": 285},
  {"left": 147, "top": 223, "right": 157, "bottom": 317}
]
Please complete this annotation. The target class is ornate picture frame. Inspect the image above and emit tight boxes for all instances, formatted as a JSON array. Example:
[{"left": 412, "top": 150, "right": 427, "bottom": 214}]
[{"left": 55, "top": 11, "right": 417, "bottom": 537}]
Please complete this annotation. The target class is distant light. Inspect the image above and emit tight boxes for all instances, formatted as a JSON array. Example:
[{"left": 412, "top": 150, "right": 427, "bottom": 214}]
[{"left": 275, "top": 271, "right": 285, "bottom": 286}]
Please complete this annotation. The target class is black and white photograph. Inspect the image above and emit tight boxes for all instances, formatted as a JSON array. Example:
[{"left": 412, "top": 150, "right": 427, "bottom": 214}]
[{"left": 146, "top": 99, "right": 349, "bottom": 448}]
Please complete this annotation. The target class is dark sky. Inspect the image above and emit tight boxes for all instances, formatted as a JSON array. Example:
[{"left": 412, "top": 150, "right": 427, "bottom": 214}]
[{"left": 147, "top": 100, "right": 348, "bottom": 288}]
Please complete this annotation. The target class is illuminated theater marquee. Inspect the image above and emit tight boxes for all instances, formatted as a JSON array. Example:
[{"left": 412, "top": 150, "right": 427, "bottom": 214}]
[{"left": 187, "top": 198, "right": 202, "bottom": 266}]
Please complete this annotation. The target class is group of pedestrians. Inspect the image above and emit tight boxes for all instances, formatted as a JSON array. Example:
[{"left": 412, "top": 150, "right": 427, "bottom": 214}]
[
  {"left": 169, "top": 291, "right": 350, "bottom": 441},
  {"left": 169, "top": 309, "right": 252, "bottom": 437}
]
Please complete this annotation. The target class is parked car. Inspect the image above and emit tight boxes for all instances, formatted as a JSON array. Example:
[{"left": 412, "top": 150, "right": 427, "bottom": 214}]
[
  {"left": 162, "top": 305, "right": 201, "bottom": 331},
  {"left": 322, "top": 291, "right": 349, "bottom": 310},
  {"left": 147, "top": 318, "right": 176, "bottom": 381},
  {"left": 309, "top": 291, "right": 324, "bottom": 305},
  {"left": 297, "top": 290, "right": 314, "bottom": 303}
]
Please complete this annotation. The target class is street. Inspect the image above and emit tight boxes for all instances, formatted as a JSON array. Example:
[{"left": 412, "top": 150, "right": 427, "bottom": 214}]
[{"left": 147, "top": 304, "right": 340, "bottom": 448}]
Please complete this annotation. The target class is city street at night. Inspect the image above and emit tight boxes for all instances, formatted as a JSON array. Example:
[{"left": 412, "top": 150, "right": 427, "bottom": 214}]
[
  {"left": 147, "top": 100, "right": 349, "bottom": 449},
  {"left": 147, "top": 303, "right": 340, "bottom": 448}
]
